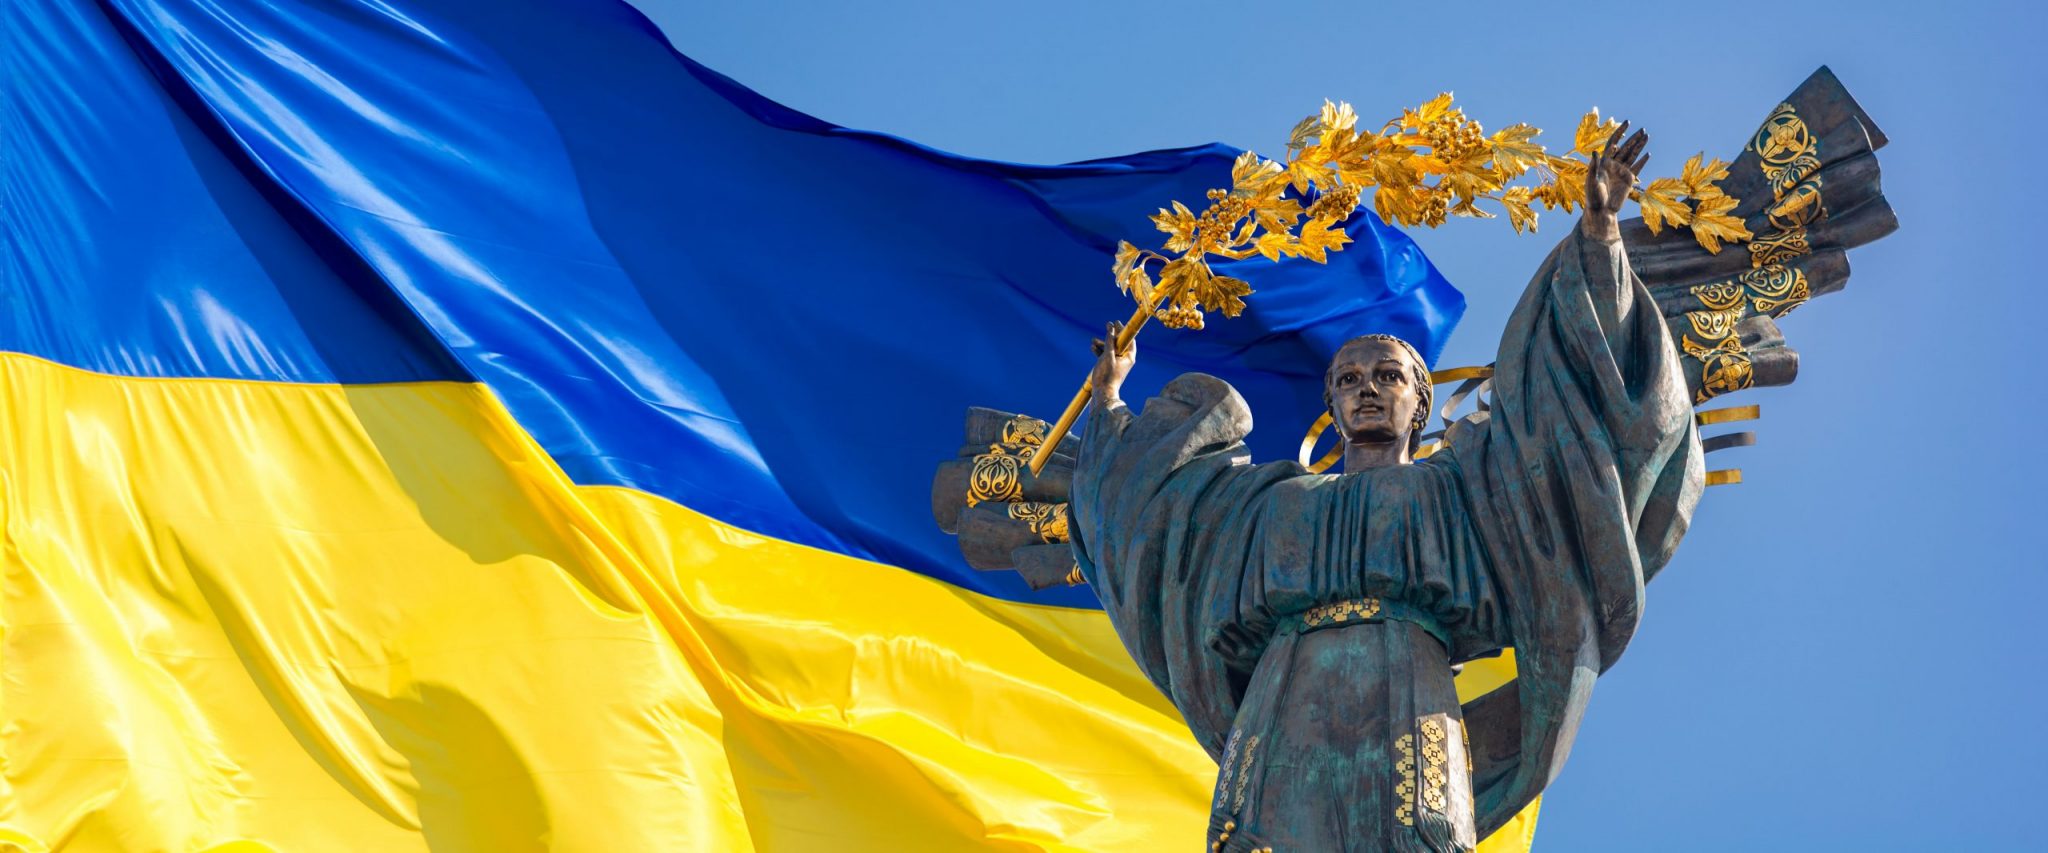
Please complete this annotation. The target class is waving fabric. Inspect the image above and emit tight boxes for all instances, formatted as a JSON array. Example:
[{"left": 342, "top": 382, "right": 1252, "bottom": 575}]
[{"left": 0, "top": 0, "right": 1499, "bottom": 849}]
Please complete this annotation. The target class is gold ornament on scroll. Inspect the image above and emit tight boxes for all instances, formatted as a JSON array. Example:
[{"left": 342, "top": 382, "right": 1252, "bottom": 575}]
[
  {"left": 1680, "top": 102, "right": 1826, "bottom": 404},
  {"left": 964, "top": 452, "right": 1023, "bottom": 507}
]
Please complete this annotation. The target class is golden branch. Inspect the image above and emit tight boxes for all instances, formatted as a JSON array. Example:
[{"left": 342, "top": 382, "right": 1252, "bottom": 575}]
[{"left": 1028, "top": 95, "right": 1753, "bottom": 475}]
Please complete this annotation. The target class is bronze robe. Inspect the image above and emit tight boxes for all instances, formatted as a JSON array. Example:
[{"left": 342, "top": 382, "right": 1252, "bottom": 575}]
[{"left": 1070, "top": 231, "right": 1703, "bottom": 852}]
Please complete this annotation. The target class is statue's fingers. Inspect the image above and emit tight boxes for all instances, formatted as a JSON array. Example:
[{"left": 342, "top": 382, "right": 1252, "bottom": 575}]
[
  {"left": 1630, "top": 151, "right": 1650, "bottom": 176},
  {"left": 1605, "top": 120, "right": 1629, "bottom": 156},
  {"left": 1092, "top": 339, "right": 1105, "bottom": 356},
  {"left": 1619, "top": 130, "right": 1648, "bottom": 164}
]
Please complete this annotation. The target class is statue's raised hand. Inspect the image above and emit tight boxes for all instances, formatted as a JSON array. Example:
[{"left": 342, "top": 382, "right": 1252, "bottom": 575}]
[
  {"left": 1582, "top": 121, "right": 1649, "bottom": 242},
  {"left": 1090, "top": 321, "right": 1135, "bottom": 407}
]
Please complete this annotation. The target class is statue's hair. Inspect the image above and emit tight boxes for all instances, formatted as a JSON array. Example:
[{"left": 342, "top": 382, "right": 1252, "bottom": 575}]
[{"left": 1323, "top": 334, "right": 1434, "bottom": 449}]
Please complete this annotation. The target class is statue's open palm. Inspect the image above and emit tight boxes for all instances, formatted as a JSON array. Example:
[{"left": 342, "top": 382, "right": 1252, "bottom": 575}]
[{"left": 1585, "top": 121, "right": 1649, "bottom": 237}]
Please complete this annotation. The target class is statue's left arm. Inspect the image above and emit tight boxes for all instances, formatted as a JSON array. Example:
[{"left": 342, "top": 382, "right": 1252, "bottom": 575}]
[{"left": 1445, "top": 127, "right": 1707, "bottom": 837}]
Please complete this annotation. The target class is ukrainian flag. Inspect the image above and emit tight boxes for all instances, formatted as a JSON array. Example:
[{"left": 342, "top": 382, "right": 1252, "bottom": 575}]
[{"left": 3, "top": 0, "right": 1530, "bottom": 849}]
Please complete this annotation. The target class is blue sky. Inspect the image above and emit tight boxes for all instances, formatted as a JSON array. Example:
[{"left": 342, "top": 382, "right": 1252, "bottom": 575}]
[{"left": 641, "top": 1, "right": 2043, "bottom": 848}]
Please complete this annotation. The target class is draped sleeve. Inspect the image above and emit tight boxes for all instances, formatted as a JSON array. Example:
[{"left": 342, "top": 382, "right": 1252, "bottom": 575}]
[
  {"left": 1067, "top": 374, "right": 1302, "bottom": 758},
  {"left": 1447, "top": 229, "right": 1704, "bottom": 835}
]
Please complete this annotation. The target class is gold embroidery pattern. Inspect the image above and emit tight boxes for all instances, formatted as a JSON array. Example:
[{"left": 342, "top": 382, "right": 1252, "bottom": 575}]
[
  {"left": 1420, "top": 717, "right": 1450, "bottom": 813},
  {"left": 1683, "top": 335, "right": 1754, "bottom": 404},
  {"left": 1683, "top": 102, "right": 1825, "bottom": 402},
  {"left": 1685, "top": 307, "right": 1742, "bottom": 340},
  {"left": 1005, "top": 502, "right": 1071, "bottom": 543},
  {"left": 1755, "top": 103, "right": 1819, "bottom": 195},
  {"left": 1746, "top": 103, "right": 1821, "bottom": 273},
  {"left": 1690, "top": 279, "right": 1744, "bottom": 311},
  {"left": 1232, "top": 736, "right": 1260, "bottom": 816},
  {"left": 1214, "top": 729, "right": 1242, "bottom": 811},
  {"left": 965, "top": 453, "right": 1023, "bottom": 507},
  {"left": 1394, "top": 734, "right": 1418, "bottom": 826},
  {"left": 1744, "top": 264, "right": 1811, "bottom": 317},
  {"left": 1302, "top": 598, "right": 1382, "bottom": 627},
  {"left": 1747, "top": 226, "right": 1812, "bottom": 268},
  {"left": 1000, "top": 414, "right": 1050, "bottom": 447}
]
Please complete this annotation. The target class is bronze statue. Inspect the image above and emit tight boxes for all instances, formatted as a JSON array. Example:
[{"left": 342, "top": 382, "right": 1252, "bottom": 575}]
[{"left": 933, "top": 68, "right": 1896, "bottom": 852}]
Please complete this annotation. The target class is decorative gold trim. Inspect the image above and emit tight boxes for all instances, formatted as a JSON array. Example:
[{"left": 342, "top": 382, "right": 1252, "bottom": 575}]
[
  {"left": 1429, "top": 365, "right": 1493, "bottom": 384},
  {"left": 1695, "top": 404, "right": 1761, "bottom": 426},
  {"left": 1747, "top": 227, "right": 1812, "bottom": 268},
  {"left": 1000, "top": 414, "right": 1050, "bottom": 447},
  {"left": 1419, "top": 717, "right": 1450, "bottom": 812},
  {"left": 1302, "top": 598, "right": 1383, "bottom": 627},
  {"left": 1685, "top": 307, "right": 1743, "bottom": 340},
  {"left": 1690, "top": 279, "right": 1744, "bottom": 311},
  {"left": 1232, "top": 736, "right": 1259, "bottom": 815},
  {"left": 1394, "top": 733, "right": 1418, "bottom": 827},
  {"left": 965, "top": 452, "right": 1023, "bottom": 507},
  {"left": 1681, "top": 335, "right": 1754, "bottom": 404},
  {"left": 1705, "top": 469, "right": 1743, "bottom": 486},
  {"left": 1061, "top": 564, "right": 1085, "bottom": 586},
  {"left": 1005, "top": 501, "right": 1070, "bottom": 543}
]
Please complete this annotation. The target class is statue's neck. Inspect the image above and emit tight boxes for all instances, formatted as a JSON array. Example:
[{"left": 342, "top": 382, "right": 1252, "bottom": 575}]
[{"left": 1342, "top": 439, "right": 1412, "bottom": 471}]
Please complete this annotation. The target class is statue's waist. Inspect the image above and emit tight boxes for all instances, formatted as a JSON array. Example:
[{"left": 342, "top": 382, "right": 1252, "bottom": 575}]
[{"left": 1277, "top": 597, "right": 1450, "bottom": 651}]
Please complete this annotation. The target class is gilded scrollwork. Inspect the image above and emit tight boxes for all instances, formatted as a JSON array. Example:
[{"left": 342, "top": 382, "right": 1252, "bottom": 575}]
[
  {"left": 1682, "top": 335, "right": 1755, "bottom": 403},
  {"left": 1748, "top": 226, "right": 1813, "bottom": 268},
  {"left": 1755, "top": 103, "right": 1819, "bottom": 194},
  {"left": 1681, "top": 102, "right": 1824, "bottom": 402},
  {"left": 965, "top": 452, "right": 1023, "bottom": 507},
  {"left": 1685, "top": 307, "right": 1742, "bottom": 340},
  {"left": 1000, "top": 414, "right": 1050, "bottom": 447},
  {"left": 1690, "top": 279, "right": 1744, "bottom": 311},
  {"left": 1006, "top": 501, "right": 1070, "bottom": 543},
  {"left": 1744, "top": 264, "right": 1811, "bottom": 317}
]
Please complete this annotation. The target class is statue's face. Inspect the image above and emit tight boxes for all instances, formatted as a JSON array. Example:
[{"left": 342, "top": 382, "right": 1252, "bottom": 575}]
[{"left": 1327, "top": 339, "right": 1423, "bottom": 446}]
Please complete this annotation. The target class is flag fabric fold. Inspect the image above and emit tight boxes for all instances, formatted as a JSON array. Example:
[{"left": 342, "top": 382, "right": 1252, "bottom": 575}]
[{"left": 2, "top": 0, "right": 1535, "bottom": 849}]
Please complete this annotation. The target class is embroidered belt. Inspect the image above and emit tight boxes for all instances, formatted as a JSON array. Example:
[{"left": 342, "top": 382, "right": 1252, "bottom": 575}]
[{"left": 1280, "top": 596, "right": 1450, "bottom": 651}]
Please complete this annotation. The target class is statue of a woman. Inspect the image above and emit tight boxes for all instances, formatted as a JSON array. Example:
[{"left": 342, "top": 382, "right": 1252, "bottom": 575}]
[{"left": 1070, "top": 125, "right": 1701, "bottom": 852}]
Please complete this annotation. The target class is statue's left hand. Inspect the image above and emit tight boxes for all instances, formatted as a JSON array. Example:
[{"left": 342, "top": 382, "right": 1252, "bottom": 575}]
[{"left": 1582, "top": 121, "right": 1649, "bottom": 242}]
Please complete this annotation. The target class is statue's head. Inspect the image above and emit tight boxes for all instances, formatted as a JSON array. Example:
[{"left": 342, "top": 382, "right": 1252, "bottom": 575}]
[{"left": 1323, "top": 334, "right": 1433, "bottom": 456}]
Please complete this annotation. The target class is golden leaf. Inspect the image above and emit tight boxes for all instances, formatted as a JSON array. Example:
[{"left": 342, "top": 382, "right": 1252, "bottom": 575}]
[
  {"left": 1321, "top": 99, "right": 1359, "bottom": 134},
  {"left": 1501, "top": 186, "right": 1538, "bottom": 234},
  {"left": 1373, "top": 184, "right": 1420, "bottom": 226},
  {"left": 1539, "top": 157, "right": 1588, "bottom": 213},
  {"left": 1287, "top": 157, "right": 1335, "bottom": 194},
  {"left": 1157, "top": 256, "right": 1205, "bottom": 299},
  {"left": 1112, "top": 240, "right": 1140, "bottom": 282},
  {"left": 1122, "top": 265, "right": 1155, "bottom": 303},
  {"left": 1253, "top": 196, "right": 1304, "bottom": 237},
  {"left": 1231, "top": 151, "right": 1284, "bottom": 196},
  {"left": 1490, "top": 123, "right": 1546, "bottom": 180},
  {"left": 1293, "top": 217, "right": 1352, "bottom": 262},
  {"left": 1440, "top": 148, "right": 1499, "bottom": 200},
  {"left": 1449, "top": 197, "right": 1495, "bottom": 219},
  {"left": 1404, "top": 92, "right": 1455, "bottom": 130},
  {"left": 1637, "top": 177, "right": 1692, "bottom": 235},
  {"left": 1286, "top": 114, "right": 1321, "bottom": 153},
  {"left": 1204, "top": 274, "right": 1254, "bottom": 318},
  {"left": 1573, "top": 108, "right": 1620, "bottom": 156},
  {"left": 1689, "top": 191, "right": 1753, "bottom": 254},
  {"left": 1254, "top": 231, "right": 1296, "bottom": 261},
  {"left": 1678, "top": 153, "right": 1732, "bottom": 196},
  {"left": 1153, "top": 201, "right": 1197, "bottom": 252}
]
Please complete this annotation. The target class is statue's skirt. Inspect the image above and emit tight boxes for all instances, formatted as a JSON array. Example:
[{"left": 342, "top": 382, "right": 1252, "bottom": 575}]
[{"left": 1208, "top": 614, "right": 1478, "bottom": 853}]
